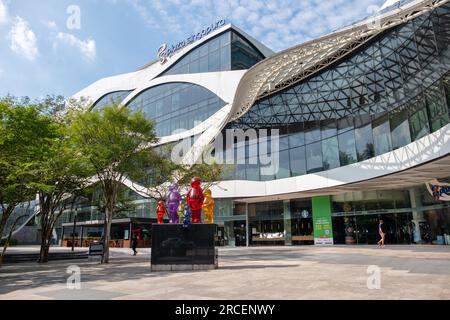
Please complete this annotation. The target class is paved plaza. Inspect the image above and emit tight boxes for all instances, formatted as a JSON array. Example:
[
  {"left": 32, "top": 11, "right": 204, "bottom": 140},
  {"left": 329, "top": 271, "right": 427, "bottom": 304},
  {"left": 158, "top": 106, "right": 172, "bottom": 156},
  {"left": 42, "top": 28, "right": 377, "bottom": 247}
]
[{"left": 0, "top": 245, "right": 449, "bottom": 300}]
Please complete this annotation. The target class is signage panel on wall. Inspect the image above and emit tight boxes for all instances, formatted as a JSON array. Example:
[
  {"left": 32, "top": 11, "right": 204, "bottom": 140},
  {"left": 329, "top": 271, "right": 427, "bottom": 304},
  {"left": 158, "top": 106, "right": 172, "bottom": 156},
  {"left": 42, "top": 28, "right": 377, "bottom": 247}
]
[
  {"left": 312, "top": 196, "right": 334, "bottom": 245},
  {"left": 314, "top": 217, "right": 333, "bottom": 245},
  {"left": 426, "top": 179, "right": 450, "bottom": 201}
]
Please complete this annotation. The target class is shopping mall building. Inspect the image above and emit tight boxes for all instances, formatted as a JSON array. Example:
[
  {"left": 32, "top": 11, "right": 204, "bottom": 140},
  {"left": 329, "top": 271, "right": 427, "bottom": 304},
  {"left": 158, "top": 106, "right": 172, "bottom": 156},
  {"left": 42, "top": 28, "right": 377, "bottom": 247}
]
[{"left": 22, "top": 0, "right": 450, "bottom": 247}]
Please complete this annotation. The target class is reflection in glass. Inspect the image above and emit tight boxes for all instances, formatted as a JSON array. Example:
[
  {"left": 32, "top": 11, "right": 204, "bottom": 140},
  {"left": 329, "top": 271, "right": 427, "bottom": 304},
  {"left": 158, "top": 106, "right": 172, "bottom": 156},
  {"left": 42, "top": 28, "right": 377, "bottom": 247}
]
[
  {"left": 276, "top": 150, "right": 291, "bottom": 179},
  {"left": 426, "top": 84, "right": 449, "bottom": 132},
  {"left": 409, "top": 106, "right": 430, "bottom": 141},
  {"left": 306, "top": 141, "right": 323, "bottom": 173},
  {"left": 372, "top": 116, "right": 392, "bottom": 156},
  {"left": 338, "top": 130, "right": 357, "bottom": 165},
  {"left": 290, "top": 146, "right": 306, "bottom": 176},
  {"left": 390, "top": 108, "right": 411, "bottom": 150},
  {"left": 355, "top": 124, "right": 375, "bottom": 161},
  {"left": 322, "top": 137, "right": 340, "bottom": 170}
]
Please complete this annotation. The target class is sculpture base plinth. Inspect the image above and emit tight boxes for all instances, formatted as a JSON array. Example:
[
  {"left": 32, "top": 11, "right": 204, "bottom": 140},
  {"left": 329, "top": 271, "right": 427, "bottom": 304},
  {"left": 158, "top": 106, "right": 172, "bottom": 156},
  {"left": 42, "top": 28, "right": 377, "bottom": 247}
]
[
  {"left": 151, "top": 263, "right": 217, "bottom": 272},
  {"left": 150, "top": 224, "right": 218, "bottom": 272}
]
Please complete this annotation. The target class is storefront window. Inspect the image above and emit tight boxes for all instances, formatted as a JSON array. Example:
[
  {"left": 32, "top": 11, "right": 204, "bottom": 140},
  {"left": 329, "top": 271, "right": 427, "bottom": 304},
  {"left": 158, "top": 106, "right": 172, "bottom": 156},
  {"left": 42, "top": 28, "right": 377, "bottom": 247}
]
[
  {"left": 290, "top": 199, "right": 313, "bottom": 244},
  {"left": 250, "top": 201, "right": 285, "bottom": 246}
]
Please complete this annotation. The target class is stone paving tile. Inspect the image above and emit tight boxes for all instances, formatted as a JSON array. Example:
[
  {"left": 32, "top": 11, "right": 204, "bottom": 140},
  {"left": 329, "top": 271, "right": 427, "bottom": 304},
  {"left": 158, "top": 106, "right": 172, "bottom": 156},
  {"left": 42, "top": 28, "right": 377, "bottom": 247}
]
[
  {"left": 38, "top": 288, "right": 126, "bottom": 300},
  {"left": 1, "top": 245, "right": 449, "bottom": 300}
]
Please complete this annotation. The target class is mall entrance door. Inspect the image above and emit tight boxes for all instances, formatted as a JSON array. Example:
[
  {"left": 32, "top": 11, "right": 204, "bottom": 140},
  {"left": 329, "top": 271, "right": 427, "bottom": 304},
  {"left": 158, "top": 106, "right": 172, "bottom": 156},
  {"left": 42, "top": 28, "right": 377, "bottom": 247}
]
[
  {"left": 234, "top": 221, "right": 247, "bottom": 246},
  {"left": 224, "top": 220, "right": 247, "bottom": 246}
]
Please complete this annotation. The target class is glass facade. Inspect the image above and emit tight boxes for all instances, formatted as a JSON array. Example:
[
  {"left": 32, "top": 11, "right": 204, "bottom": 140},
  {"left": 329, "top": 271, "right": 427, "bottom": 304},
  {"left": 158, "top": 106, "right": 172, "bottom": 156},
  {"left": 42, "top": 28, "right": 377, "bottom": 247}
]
[
  {"left": 223, "top": 5, "right": 450, "bottom": 181},
  {"left": 91, "top": 90, "right": 132, "bottom": 110},
  {"left": 160, "top": 31, "right": 265, "bottom": 76},
  {"left": 127, "top": 82, "right": 226, "bottom": 137}
]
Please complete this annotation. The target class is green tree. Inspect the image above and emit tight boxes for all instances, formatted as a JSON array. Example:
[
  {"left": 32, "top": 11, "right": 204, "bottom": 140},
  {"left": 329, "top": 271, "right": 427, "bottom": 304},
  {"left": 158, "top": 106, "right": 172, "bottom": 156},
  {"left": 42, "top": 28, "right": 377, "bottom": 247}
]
[
  {"left": 68, "top": 103, "right": 160, "bottom": 263},
  {"left": 0, "top": 98, "right": 58, "bottom": 265},
  {"left": 90, "top": 183, "right": 138, "bottom": 219},
  {"left": 33, "top": 128, "right": 94, "bottom": 263},
  {"left": 141, "top": 140, "right": 228, "bottom": 208}
]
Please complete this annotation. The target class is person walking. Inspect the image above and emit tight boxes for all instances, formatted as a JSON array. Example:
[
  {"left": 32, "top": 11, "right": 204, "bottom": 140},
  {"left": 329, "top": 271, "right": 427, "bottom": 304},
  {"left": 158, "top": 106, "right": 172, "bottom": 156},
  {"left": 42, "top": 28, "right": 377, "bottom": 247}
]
[
  {"left": 132, "top": 235, "right": 138, "bottom": 256},
  {"left": 377, "top": 219, "right": 386, "bottom": 247}
]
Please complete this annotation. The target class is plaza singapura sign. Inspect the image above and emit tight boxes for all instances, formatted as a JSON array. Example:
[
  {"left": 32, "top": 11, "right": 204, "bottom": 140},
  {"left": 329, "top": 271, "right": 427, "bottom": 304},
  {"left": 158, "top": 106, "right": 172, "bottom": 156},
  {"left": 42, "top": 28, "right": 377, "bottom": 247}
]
[{"left": 157, "top": 19, "right": 227, "bottom": 64}]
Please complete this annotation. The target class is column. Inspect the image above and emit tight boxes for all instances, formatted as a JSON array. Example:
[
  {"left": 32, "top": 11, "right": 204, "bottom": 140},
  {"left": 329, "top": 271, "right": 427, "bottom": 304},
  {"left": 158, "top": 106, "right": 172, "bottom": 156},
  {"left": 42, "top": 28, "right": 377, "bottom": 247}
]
[
  {"left": 409, "top": 188, "right": 425, "bottom": 243},
  {"left": 312, "top": 195, "right": 334, "bottom": 245},
  {"left": 283, "top": 200, "right": 292, "bottom": 245},
  {"left": 61, "top": 226, "right": 64, "bottom": 247},
  {"left": 80, "top": 226, "right": 84, "bottom": 248},
  {"left": 245, "top": 203, "right": 249, "bottom": 247}
]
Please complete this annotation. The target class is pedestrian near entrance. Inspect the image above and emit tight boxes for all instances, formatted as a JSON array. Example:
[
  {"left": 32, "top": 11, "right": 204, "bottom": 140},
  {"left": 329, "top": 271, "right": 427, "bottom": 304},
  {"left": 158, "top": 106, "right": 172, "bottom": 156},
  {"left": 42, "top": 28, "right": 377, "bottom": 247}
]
[
  {"left": 132, "top": 235, "right": 138, "bottom": 256},
  {"left": 377, "top": 219, "right": 386, "bottom": 247}
]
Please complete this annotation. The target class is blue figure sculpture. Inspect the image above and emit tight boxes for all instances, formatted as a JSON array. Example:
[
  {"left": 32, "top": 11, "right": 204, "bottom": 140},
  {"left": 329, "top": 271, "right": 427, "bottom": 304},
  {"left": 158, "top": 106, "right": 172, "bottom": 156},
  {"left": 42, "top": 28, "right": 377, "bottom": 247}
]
[
  {"left": 183, "top": 205, "right": 192, "bottom": 228},
  {"left": 166, "top": 183, "right": 182, "bottom": 224}
]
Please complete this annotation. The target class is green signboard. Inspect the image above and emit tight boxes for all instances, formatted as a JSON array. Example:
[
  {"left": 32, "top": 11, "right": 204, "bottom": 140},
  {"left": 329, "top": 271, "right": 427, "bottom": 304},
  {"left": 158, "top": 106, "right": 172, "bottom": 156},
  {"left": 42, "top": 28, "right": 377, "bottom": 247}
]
[{"left": 312, "top": 196, "right": 333, "bottom": 245}]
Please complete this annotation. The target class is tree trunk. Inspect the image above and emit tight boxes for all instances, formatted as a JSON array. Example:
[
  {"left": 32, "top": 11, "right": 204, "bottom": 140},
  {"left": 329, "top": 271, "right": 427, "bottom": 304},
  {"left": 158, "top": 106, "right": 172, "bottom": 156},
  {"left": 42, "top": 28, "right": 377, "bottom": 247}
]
[
  {"left": 38, "top": 231, "right": 51, "bottom": 263},
  {"left": 102, "top": 206, "right": 112, "bottom": 263},
  {"left": 39, "top": 219, "right": 57, "bottom": 263},
  {"left": 101, "top": 180, "right": 118, "bottom": 264},
  {"left": 38, "top": 194, "right": 52, "bottom": 263}
]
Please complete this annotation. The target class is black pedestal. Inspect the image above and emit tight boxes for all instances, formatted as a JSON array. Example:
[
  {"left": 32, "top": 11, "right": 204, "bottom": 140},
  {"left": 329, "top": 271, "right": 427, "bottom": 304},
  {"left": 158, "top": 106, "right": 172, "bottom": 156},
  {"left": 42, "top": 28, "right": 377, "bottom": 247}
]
[{"left": 151, "top": 224, "right": 218, "bottom": 271}]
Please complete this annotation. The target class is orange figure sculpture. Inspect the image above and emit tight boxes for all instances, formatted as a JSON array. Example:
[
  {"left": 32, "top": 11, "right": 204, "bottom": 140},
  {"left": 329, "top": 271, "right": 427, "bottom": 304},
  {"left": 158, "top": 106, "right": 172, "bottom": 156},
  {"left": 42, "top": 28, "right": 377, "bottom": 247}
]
[
  {"left": 202, "top": 189, "right": 215, "bottom": 224},
  {"left": 156, "top": 200, "right": 166, "bottom": 224},
  {"left": 186, "top": 177, "right": 204, "bottom": 224}
]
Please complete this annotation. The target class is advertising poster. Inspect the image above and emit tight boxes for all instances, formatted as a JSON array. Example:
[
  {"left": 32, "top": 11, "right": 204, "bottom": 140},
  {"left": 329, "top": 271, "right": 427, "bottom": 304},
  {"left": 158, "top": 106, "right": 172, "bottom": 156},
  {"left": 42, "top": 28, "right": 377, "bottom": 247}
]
[{"left": 312, "top": 196, "right": 334, "bottom": 245}]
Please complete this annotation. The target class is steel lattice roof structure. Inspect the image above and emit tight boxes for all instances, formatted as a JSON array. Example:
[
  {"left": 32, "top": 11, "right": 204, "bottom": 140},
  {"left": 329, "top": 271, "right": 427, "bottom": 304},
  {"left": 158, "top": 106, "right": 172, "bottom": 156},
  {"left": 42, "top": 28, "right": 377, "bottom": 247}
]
[{"left": 230, "top": 0, "right": 450, "bottom": 121}]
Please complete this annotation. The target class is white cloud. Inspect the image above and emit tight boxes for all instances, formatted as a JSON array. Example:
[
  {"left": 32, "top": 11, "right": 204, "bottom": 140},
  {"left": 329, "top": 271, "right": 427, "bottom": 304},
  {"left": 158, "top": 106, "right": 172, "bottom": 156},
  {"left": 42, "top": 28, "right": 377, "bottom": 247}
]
[
  {"left": 122, "top": 0, "right": 385, "bottom": 51},
  {"left": 55, "top": 32, "right": 96, "bottom": 60},
  {"left": 9, "top": 17, "right": 39, "bottom": 61},
  {"left": 0, "top": 0, "right": 9, "bottom": 25},
  {"left": 45, "top": 20, "right": 57, "bottom": 29}
]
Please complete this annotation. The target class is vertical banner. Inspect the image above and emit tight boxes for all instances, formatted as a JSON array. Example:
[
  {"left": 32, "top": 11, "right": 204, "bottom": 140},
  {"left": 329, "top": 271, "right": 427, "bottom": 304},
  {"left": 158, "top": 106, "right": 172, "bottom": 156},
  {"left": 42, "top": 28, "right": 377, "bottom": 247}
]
[{"left": 312, "top": 195, "right": 334, "bottom": 245}]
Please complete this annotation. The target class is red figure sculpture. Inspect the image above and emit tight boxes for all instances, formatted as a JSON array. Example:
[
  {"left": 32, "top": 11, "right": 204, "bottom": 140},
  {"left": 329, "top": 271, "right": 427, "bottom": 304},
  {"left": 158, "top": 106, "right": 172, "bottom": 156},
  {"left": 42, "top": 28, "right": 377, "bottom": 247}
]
[
  {"left": 186, "top": 177, "right": 204, "bottom": 224},
  {"left": 156, "top": 200, "right": 166, "bottom": 224}
]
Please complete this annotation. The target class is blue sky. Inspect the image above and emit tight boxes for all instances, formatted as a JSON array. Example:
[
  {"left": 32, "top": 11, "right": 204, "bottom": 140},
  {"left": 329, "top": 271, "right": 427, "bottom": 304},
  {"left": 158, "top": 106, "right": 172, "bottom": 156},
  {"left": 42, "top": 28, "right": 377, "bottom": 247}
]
[{"left": 0, "top": 0, "right": 385, "bottom": 99}]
